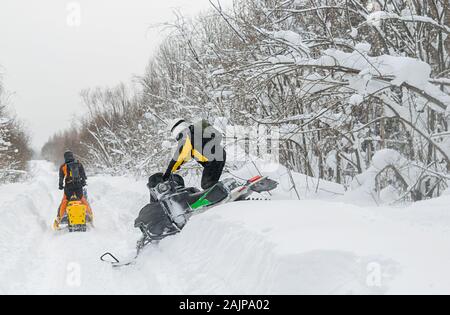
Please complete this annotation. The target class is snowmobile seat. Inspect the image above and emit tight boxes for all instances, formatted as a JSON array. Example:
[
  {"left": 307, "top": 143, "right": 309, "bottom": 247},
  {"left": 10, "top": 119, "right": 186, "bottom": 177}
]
[
  {"left": 186, "top": 191, "right": 209, "bottom": 204},
  {"left": 186, "top": 182, "right": 229, "bottom": 206}
]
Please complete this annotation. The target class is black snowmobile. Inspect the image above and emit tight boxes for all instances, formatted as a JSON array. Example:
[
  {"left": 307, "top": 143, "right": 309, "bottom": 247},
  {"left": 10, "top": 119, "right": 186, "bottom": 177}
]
[{"left": 101, "top": 173, "right": 278, "bottom": 267}]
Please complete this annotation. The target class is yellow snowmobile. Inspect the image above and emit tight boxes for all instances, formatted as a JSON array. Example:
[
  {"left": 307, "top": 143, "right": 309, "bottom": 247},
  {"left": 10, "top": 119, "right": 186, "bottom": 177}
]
[{"left": 53, "top": 195, "right": 93, "bottom": 232}]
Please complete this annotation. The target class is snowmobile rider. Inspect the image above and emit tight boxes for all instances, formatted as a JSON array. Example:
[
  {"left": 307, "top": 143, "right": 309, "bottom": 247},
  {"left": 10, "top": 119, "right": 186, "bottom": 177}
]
[
  {"left": 54, "top": 151, "right": 93, "bottom": 229},
  {"left": 163, "top": 118, "right": 226, "bottom": 190}
]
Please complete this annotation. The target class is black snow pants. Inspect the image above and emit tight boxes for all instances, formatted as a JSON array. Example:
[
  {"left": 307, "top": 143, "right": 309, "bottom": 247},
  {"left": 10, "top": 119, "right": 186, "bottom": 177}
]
[{"left": 201, "top": 150, "right": 226, "bottom": 190}]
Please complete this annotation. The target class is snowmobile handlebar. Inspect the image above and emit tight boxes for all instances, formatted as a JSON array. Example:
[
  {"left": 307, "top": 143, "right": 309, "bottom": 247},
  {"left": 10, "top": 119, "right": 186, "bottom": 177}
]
[
  {"left": 167, "top": 173, "right": 178, "bottom": 192},
  {"left": 147, "top": 172, "right": 185, "bottom": 191}
]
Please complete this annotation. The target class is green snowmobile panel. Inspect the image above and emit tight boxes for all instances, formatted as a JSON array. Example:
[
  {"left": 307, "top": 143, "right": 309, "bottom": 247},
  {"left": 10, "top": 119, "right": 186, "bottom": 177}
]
[{"left": 190, "top": 196, "right": 213, "bottom": 210}]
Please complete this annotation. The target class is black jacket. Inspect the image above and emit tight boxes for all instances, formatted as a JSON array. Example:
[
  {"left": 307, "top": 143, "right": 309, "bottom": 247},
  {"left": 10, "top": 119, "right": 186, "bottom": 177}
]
[
  {"left": 164, "top": 122, "right": 225, "bottom": 178},
  {"left": 59, "top": 160, "right": 87, "bottom": 190}
]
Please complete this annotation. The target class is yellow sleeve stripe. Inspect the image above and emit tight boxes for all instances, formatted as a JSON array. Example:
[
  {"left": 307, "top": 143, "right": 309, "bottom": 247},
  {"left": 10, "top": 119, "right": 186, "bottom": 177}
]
[
  {"left": 171, "top": 137, "right": 210, "bottom": 172},
  {"left": 172, "top": 138, "right": 194, "bottom": 172},
  {"left": 192, "top": 149, "right": 209, "bottom": 163}
]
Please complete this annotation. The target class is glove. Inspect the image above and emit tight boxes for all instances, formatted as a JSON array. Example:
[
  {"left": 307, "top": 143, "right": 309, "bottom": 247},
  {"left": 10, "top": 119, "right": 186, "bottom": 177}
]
[
  {"left": 59, "top": 185, "right": 64, "bottom": 191},
  {"left": 53, "top": 218, "right": 61, "bottom": 231},
  {"left": 162, "top": 172, "right": 171, "bottom": 181}
]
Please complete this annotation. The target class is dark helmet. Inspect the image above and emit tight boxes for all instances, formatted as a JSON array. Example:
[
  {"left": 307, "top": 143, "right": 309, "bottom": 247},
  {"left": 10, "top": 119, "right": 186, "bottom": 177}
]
[{"left": 64, "top": 150, "right": 75, "bottom": 163}]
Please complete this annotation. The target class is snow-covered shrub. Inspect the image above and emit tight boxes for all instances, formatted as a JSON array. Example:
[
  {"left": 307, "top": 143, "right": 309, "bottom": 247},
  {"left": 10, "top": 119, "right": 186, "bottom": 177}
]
[{"left": 350, "top": 149, "right": 448, "bottom": 204}]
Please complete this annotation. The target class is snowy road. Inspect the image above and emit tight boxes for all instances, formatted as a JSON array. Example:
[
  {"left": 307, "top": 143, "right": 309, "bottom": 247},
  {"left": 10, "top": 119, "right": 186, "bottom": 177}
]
[{"left": 1, "top": 161, "right": 450, "bottom": 294}]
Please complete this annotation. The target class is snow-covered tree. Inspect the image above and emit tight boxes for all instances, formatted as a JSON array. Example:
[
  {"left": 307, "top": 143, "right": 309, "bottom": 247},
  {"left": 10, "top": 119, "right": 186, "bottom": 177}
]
[
  {"left": 43, "top": 0, "right": 450, "bottom": 201},
  {"left": 0, "top": 80, "right": 32, "bottom": 183}
]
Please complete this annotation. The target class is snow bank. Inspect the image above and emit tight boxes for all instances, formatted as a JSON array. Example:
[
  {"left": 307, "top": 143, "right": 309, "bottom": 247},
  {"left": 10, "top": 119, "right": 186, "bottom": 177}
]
[
  {"left": 154, "top": 201, "right": 391, "bottom": 294},
  {"left": 0, "top": 162, "right": 56, "bottom": 293},
  {"left": 152, "top": 198, "right": 450, "bottom": 294},
  {"left": 343, "top": 150, "right": 408, "bottom": 205},
  {"left": 225, "top": 160, "right": 345, "bottom": 201}
]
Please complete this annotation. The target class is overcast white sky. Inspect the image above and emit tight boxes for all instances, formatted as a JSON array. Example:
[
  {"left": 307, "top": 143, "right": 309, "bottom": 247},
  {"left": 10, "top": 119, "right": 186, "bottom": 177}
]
[{"left": 0, "top": 0, "right": 232, "bottom": 150}]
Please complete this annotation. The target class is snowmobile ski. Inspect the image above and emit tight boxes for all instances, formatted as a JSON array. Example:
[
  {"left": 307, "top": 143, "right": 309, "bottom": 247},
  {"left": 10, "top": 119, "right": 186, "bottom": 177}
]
[
  {"left": 100, "top": 252, "right": 139, "bottom": 268},
  {"left": 100, "top": 235, "right": 161, "bottom": 268}
]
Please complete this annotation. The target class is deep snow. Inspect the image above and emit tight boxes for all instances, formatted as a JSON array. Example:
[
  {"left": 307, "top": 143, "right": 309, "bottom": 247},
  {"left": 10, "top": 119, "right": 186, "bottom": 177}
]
[{"left": 1, "top": 161, "right": 450, "bottom": 294}]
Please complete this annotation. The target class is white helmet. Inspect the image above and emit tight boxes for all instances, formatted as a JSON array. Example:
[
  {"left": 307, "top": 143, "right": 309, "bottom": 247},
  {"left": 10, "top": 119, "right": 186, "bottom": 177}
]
[{"left": 168, "top": 118, "right": 189, "bottom": 140}]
